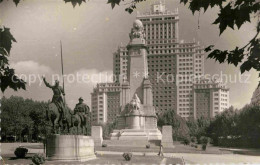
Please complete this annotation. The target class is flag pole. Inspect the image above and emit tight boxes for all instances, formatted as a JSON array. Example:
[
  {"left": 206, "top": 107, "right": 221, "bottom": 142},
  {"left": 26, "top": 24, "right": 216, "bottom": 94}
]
[{"left": 60, "top": 40, "right": 66, "bottom": 105}]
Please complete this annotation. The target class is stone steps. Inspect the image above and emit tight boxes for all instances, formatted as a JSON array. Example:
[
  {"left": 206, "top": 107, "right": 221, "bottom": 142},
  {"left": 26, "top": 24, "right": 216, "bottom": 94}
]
[{"left": 103, "top": 140, "right": 160, "bottom": 147}]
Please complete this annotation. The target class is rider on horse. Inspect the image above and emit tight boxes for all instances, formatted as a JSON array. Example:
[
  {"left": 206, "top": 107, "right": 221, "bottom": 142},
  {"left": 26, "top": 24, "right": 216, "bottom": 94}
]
[
  {"left": 43, "top": 77, "right": 66, "bottom": 119},
  {"left": 74, "top": 97, "right": 89, "bottom": 124}
]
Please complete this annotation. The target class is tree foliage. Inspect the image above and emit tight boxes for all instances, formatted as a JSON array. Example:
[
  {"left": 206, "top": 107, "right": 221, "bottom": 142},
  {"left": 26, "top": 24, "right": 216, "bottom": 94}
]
[
  {"left": 206, "top": 105, "right": 260, "bottom": 148},
  {"left": 186, "top": 117, "right": 210, "bottom": 141},
  {"left": 157, "top": 109, "right": 190, "bottom": 140},
  {"left": 0, "top": 27, "right": 26, "bottom": 92},
  {"left": 1, "top": 96, "right": 50, "bottom": 142}
]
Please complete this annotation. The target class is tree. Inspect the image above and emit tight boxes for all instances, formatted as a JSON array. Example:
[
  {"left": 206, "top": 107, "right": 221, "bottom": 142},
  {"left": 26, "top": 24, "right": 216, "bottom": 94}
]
[
  {"left": 157, "top": 109, "right": 190, "bottom": 140},
  {"left": 1, "top": 96, "right": 33, "bottom": 141},
  {"left": 0, "top": 27, "right": 26, "bottom": 92},
  {"left": 206, "top": 106, "right": 244, "bottom": 147},
  {"left": 95, "top": 121, "right": 117, "bottom": 139},
  {"left": 0, "top": 96, "right": 49, "bottom": 142}
]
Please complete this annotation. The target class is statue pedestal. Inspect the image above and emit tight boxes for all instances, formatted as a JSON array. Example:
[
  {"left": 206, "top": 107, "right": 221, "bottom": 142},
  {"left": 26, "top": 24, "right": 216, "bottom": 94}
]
[
  {"left": 118, "top": 129, "right": 148, "bottom": 141},
  {"left": 46, "top": 135, "right": 96, "bottom": 162},
  {"left": 161, "top": 125, "right": 174, "bottom": 148}
]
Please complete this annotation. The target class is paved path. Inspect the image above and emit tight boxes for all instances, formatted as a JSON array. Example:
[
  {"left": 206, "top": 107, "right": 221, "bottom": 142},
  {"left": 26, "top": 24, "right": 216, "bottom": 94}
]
[{"left": 96, "top": 151, "right": 260, "bottom": 164}]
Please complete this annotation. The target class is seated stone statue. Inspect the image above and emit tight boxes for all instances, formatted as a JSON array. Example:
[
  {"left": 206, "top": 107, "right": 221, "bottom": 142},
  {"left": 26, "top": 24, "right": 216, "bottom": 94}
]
[{"left": 129, "top": 93, "right": 141, "bottom": 111}]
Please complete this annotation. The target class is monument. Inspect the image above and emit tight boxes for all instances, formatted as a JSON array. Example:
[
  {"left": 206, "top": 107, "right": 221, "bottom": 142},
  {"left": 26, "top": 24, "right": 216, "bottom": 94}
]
[
  {"left": 110, "top": 20, "right": 162, "bottom": 143},
  {"left": 43, "top": 45, "right": 96, "bottom": 162}
]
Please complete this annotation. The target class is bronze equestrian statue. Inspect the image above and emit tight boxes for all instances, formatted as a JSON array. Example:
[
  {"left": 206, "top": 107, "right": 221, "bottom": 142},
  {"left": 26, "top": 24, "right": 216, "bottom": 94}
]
[
  {"left": 73, "top": 97, "right": 91, "bottom": 135},
  {"left": 43, "top": 76, "right": 90, "bottom": 135}
]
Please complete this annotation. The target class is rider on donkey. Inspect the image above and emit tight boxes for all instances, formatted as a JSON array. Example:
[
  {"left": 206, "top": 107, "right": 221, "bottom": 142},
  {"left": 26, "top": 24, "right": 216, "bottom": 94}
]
[
  {"left": 42, "top": 76, "right": 66, "bottom": 119},
  {"left": 74, "top": 97, "right": 89, "bottom": 124}
]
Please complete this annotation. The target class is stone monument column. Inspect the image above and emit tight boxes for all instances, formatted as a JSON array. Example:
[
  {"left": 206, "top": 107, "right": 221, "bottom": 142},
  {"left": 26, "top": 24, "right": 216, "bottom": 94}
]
[
  {"left": 126, "top": 19, "right": 148, "bottom": 103},
  {"left": 143, "top": 78, "right": 153, "bottom": 106},
  {"left": 120, "top": 81, "right": 130, "bottom": 110}
]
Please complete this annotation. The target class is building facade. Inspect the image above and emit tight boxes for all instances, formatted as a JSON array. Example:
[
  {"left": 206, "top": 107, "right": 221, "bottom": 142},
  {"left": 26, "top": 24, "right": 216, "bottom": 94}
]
[
  {"left": 92, "top": 2, "right": 229, "bottom": 123},
  {"left": 91, "top": 83, "right": 121, "bottom": 124},
  {"left": 193, "top": 79, "right": 229, "bottom": 119}
]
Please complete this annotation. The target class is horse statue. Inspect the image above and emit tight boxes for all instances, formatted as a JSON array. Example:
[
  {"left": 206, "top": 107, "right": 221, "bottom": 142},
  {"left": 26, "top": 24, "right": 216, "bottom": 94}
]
[{"left": 46, "top": 102, "right": 90, "bottom": 135}]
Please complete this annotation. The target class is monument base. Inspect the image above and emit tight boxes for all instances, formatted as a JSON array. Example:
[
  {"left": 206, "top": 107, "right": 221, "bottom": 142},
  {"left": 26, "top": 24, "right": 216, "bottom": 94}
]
[
  {"left": 161, "top": 125, "right": 175, "bottom": 148},
  {"left": 110, "top": 128, "right": 162, "bottom": 141},
  {"left": 46, "top": 135, "right": 96, "bottom": 162}
]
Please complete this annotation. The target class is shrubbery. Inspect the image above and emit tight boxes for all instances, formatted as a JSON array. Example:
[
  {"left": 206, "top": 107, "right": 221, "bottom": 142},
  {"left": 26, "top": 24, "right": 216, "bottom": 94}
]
[
  {"left": 14, "top": 147, "right": 28, "bottom": 158},
  {"left": 207, "top": 105, "right": 260, "bottom": 148},
  {"left": 122, "top": 152, "right": 132, "bottom": 161},
  {"left": 202, "top": 144, "right": 207, "bottom": 151},
  {"left": 191, "top": 136, "right": 197, "bottom": 143},
  {"left": 183, "top": 138, "right": 190, "bottom": 145},
  {"left": 32, "top": 154, "right": 45, "bottom": 165},
  {"left": 102, "top": 144, "right": 107, "bottom": 147},
  {"left": 200, "top": 136, "right": 208, "bottom": 145}
]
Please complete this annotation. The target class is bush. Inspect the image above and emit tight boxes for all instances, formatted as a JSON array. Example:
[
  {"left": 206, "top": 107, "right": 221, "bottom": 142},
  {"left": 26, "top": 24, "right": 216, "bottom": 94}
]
[
  {"left": 183, "top": 138, "right": 190, "bottom": 145},
  {"left": 32, "top": 154, "right": 45, "bottom": 165},
  {"left": 102, "top": 144, "right": 107, "bottom": 147},
  {"left": 202, "top": 144, "right": 207, "bottom": 151},
  {"left": 146, "top": 144, "right": 150, "bottom": 149},
  {"left": 122, "top": 152, "right": 132, "bottom": 161},
  {"left": 200, "top": 136, "right": 209, "bottom": 145},
  {"left": 191, "top": 136, "right": 197, "bottom": 143},
  {"left": 14, "top": 147, "right": 28, "bottom": 158},
  {"left": 195, "top": 145, "right": 198, "bottom": 148}
]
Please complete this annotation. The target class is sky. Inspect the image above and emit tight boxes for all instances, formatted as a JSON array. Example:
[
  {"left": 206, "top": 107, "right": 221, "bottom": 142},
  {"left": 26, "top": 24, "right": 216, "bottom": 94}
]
[{"left": 0, "top": 0, "right": 259, "bottom": 109}]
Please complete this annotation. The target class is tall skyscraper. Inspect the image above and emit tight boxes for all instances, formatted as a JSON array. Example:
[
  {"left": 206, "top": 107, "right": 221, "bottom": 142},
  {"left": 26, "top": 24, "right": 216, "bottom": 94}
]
[
  {"left": 137, "top": 1, "right": 204, "bottom": 118},
  {"left": 91, "top": 83, "right": 121, "bottom": 124},
  {"left": 92, "top": 1, "right": 229, "bottom": 123},
  {"left": 193, "top": 78, "right": 229, "bottom": 119}
]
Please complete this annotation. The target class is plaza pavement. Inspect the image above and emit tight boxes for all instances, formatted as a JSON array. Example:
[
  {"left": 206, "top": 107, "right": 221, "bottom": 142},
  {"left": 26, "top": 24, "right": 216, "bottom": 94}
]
[
  {"left": 2, "top": 143, "right": 260, "bottom": 164},
  {"left": 95, "top": 151, "right": 260, "bottom": 164}
]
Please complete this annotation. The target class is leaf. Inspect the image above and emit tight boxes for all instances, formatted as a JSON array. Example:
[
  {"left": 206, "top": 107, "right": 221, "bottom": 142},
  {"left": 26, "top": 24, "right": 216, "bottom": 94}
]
[
  {"left": 180, "top": 0, "right": 189, "bottom": 5},
  {"left": 13, "top": 0, "right": 20, "bottom": 6},
  {"left": 234, "top": 4, "right": 251, "bottom": 29},
  {"left": 0, "top": 47, "right": 8, "bottom": 56},
  {"left": 63, "top": 0, "right": 86, "bottom": 7},
  {"left": 209, "top": 0, "right": 225, "bottom": 8},
  {"left": 0, "top": 27, "right": 17, "bottom": 54},
  {"left": 125, "top": 7, "right": 134, "bottom": 14},
  {"left": 213, "top": 3, "right": 236, "bottom": 35},
  {"left": 240, "top": 60, "right": 252, "bottom": 74},
  {"left": 189, "top": 0, "right": 201, "bottom": 14},
  {"left": 107, "top": 0, "right": 121, "bottom": 9},
  {"left": 207, "top": 49, "right": 228, "bottom": 63},
  {"left": 1, "top": 67, "right": 26, "bottom": 92},
  {"left": 227, "top": 47, "right": 244, "bottom": 66},
  {"left": 204, "top": 45, "right": 214, "bottom": 52},
  {"left": 0, "top": 54, "right": 9, "bottom": 66}
]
